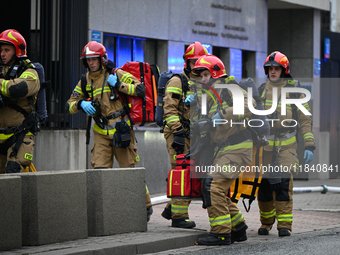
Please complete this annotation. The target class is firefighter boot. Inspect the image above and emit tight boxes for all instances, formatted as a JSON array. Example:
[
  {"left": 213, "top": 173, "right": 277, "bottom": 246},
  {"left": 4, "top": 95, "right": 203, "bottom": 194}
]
[
  {"left": 161, "top": 205, "right": 172, "bottom": 220},
  {"left": 258, "top": 224, "right": 272, "bottom": 235},
  {"left": 195, "top": 233, "right": 231, "bottom": 246},
  {"left": 231, "top": 222, "right": 248, "bottom": 243},
  {"left": 171, "top": 217, "right": 196, "bottom": 228},
  {"left": 278, "top": 228, "right": 291, "bottom": 237},
  {"left": 147, "top": 206, "right": 153, "bottom": 222}
]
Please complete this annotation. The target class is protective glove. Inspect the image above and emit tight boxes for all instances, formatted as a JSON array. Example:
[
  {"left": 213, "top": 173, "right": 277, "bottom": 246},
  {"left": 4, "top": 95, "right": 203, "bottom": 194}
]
[
  {"left": 304, "top": 149, "right": 314, "bottom": 164},
  {"left": 211, "top": 112, "right": 222, "bottom": 126},
  {"left": 107, "top": 74, "right": 118, "bottom": 87},
  {"left": 80, "top": 101, "right": 96, "bottom": 115},
  {"left": 171, "top": 130, "right": 185, "bottom": 154},
  {"left": 185, "top": 93, "right": 197, "bottom": 107},
  {"left": 136, "top": 84, "right": 146, "bottom": 98}
]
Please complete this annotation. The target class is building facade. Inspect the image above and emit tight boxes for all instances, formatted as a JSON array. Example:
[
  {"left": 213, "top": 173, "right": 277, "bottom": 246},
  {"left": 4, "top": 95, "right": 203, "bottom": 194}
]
[{"left": 0, "top": 0, "right": 336, "bottom": 194}]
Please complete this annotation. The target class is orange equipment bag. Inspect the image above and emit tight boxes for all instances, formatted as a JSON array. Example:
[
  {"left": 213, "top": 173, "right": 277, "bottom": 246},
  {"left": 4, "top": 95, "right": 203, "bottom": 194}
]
[{"left": 230, "top": 146, "right": 263, "bottom": 212}]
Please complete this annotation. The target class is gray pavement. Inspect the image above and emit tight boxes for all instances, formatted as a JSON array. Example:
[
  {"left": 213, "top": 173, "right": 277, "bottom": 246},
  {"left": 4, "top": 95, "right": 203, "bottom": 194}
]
[{"left": 2, "top": 178, "right": 340, "bottom": 255}]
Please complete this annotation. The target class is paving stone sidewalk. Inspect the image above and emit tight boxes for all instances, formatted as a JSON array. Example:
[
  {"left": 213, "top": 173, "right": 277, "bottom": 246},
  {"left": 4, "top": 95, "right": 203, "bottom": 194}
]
[{"left": 2, "top": 179, "right": 340, "bottom": 255}]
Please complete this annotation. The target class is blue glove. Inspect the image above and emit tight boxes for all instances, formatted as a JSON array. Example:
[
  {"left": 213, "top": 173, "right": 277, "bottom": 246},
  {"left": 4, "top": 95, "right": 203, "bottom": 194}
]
[
  {"left": 304, "top": 150, "right": 314, "bottom": 164},
  {"left": 80, "top": 101, "right": 96, "bottom": 115},
  {"left": 211, "top": 112, "right": 222, "bottom": 126},
  {"left": 185, "top": 93, "right": 197, "bottom": 106},
  {"left": 107, "top": 74, "right": 118, "bottom": 87}
]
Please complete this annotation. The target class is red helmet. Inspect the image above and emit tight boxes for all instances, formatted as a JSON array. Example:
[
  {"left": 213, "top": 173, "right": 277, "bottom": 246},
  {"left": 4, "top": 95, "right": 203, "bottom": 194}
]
[
  {"left": 184, "top": 41, "right": 209, "bottom": 68},
  {"left": 192, "top": 55, "right": 227, "bottom": 79},
  {"left": 0, "top": 29, "right": 27, "bottom": 58},
  {"left": 264, "top": 51, "right": 290, "bottom": 75},
  {"left": 80, "top": 41, "right": 108, "bottom": 67}
]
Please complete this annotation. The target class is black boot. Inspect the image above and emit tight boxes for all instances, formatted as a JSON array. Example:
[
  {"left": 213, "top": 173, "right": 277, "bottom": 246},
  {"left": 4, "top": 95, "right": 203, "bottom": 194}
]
[
  {"left": 258, "top": 228, "right": 269, "bottom": 235},
  {"left": 171, "top": 217, "right": 196, "bottom": 228},
  {"left": 161, "top": 205, "right": 172, "bottom": 220},
  {"left": 147, "top": 206, "right": 153, "bottom": 222},
  {"left": 278, "top": 228, "right": 291, "bottom": 237},
  {"left": 196, "top": 233, "right": 231, "bottom": 246},
  {"left": 258, "top": 224, "right": 273, "bottom": 235},
  {"left": 231, "top": 222, "right": 248, "bottom": 243}
]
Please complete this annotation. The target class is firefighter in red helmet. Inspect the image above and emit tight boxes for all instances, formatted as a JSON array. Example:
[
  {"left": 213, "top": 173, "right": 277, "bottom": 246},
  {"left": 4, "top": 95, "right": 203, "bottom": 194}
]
[
  {"left": 161, "top": 41, "right": 208, "bottom": 228},
  {"left": 0, "top": 29, "right": 40, "bottom": 174},
  {"left": 257, "top": 51, "right": 315, "bottom": 237},
  {"left": 192, "top": 55, "right": 254, "bottom": 245},
  {"left": 66, "top": 41, "right": 153, "bottom": 221}
]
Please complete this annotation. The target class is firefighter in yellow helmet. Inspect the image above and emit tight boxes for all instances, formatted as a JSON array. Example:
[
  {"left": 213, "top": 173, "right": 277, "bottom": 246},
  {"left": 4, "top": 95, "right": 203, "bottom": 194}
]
[
  {"left": 192, "top": 55, "right": 254, "bottom": 245},
  {"left": 0, "top": 29, "right": 40, "bottom": 173},
  {"left": 257, "top": 51, "right": 315, "bottom": 237},
  {"left": 161, "top": 41, "right": 208, "bottom": 228},
  {"left": 66, "top": 41, "right": 153, "bottom": 221}
]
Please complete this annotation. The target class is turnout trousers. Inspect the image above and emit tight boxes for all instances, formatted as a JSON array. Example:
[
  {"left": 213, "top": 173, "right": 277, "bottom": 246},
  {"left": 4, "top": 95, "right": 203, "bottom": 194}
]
[
  {"left": 257, "top": 147, "right": 296, "bottom": 230},
  {"left": 201, "top": 142, "right": 253, "bottom": 235},
  {"left": 164, "top": 132, "right": 191, "bottom": 219}
]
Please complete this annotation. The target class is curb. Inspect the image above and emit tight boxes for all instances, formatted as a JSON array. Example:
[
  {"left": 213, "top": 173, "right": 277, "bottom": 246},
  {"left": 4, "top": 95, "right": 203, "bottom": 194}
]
[{"left": 4, "top": 224, "right": 208, "bottom": 255}]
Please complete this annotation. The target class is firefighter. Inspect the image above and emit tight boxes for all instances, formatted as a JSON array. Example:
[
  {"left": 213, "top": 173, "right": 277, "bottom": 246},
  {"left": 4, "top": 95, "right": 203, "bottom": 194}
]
[
  {"left": 0, "top": 29, "right": 40, "bottom": 174},
  {"left": 66, "top": 41, "right": 153, "bottom": 221},
  {"left": 161, "top": 41, "right": 208, "bottom": 228},
  {"left": 257, "top": 51, "right": 315, "bottom": 237},
  {"left": 192, "top": 55, "right": 254, "bottom": 245}
]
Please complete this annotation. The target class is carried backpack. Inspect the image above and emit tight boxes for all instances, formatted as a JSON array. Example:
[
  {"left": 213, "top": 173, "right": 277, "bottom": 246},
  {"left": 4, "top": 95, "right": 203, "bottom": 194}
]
[
  {"left": 155, "top": 71, "right": 188, "bottom": 128},
  {"left": 34, "top": 62, "right": 50, "bottom": 122},
  {"left": 116, "top": 61, "right": 159, "bottom": 126}
]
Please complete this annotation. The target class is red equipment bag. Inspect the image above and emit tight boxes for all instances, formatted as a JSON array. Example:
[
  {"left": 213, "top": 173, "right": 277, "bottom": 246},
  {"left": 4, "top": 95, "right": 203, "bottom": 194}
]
[
  {"left": 167, "top": 154, "right": 202, "bottom": 198},
  {"left": 119, "top": 61, "right": 159, "bottom": 126},
  {"left": 175, "top": 154, "right": 194, "bottom": 170}
]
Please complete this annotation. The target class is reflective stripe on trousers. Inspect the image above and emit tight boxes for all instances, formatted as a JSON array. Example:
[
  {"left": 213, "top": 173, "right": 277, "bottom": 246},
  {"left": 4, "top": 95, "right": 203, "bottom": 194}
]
[
  {"left": 231, "top": 210, "right": 244, "bottom": 227},
  {"left": 276, "top": 214, "right": 293, "bottom": 222},
  {"left": 260, "top": 208, "right": 276, "bottom": 218},
  {"left": 209, "top": 214, "right": 231, "bottom": 227},
  {"left": 171, "top": 204, "right": 189, "bottom": 214}
]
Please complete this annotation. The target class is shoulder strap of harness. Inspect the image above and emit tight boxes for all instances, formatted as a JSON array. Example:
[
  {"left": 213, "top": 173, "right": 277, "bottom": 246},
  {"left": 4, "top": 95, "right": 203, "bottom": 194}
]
[
  {"left": 220, "top": 76, "right": 238, "bottom": 107},
  {"left": 80, "top": 74, "right": 93, "bottom": 145},
  {"left": 81, "top": 74, "right": 90, "bottom": 99},
  {"left": 258, "top": 83, "right": 266, "bottom": 99}
]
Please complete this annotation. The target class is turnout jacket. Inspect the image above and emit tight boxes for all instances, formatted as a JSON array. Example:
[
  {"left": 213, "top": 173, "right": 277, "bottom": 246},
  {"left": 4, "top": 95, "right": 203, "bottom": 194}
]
[
  {"left": 260, "top": 79, "right": 315, "bottom": 151},
  {"left": 163, "top": 71, "right": 194, "bottom": 135},
  {"left": 207, "top": 77, "right": 255, "bottom": 143},
  {"left": 67, "top": 68, "right": 142, "bottom": 134},
  {"left": 0, "top": 64, "right": 40, "bottom": 130}
]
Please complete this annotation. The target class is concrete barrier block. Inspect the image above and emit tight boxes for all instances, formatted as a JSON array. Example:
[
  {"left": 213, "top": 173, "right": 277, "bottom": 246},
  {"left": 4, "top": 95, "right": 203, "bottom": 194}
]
[
  {"left": 0, "top": 175, "right": 22, "bottom": 251},
  {"left": 34, "top": 130, "right": 87, "bottom": 171},
  {"left": 14, "top": 170, "right": 88, "bottom": 246},
  {"left": 87, "top": 167, "right": 147, "bottom": 236}
]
